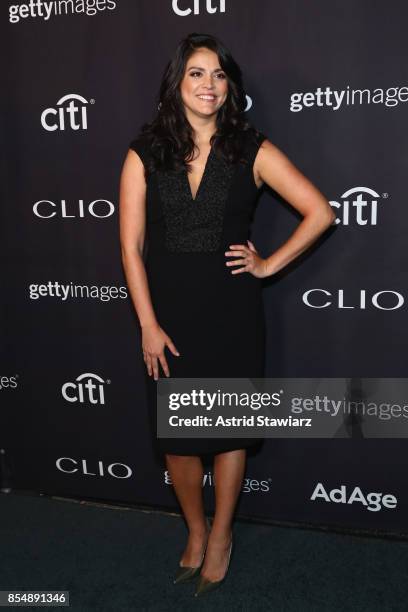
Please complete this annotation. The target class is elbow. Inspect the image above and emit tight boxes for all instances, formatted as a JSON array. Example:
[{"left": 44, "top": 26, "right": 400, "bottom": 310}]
[
  {"left": 325, "top": 206, "right": 336, "bottom": 227},
  {"left": 316, "top": 204, "right": 335, "bottom": 230},
  {"left": 307, "top": 206, "right": 335, "bottom": 232},
  {"left": 308, "top": 206, "right": 335, "bottom": 236},
  {"left": 328, "top": 207, "right": 336, "bottom": 226}
]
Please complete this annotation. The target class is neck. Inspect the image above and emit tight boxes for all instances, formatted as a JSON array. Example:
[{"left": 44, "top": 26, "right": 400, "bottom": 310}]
[{"left": 185, "top": 112, "right": 217, "bottom": 145}]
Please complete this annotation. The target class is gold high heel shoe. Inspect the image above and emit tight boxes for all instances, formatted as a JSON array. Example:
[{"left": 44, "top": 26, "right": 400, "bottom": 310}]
[
  {"left": 194, "top": 537, "right": 233, "bottom": 597},
  {"left": 173, "top": 517, "right": 211, "bottom": 585}
]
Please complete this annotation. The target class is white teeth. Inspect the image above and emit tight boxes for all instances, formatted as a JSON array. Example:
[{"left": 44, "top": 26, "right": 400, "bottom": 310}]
[{"left": 198, "top": 95, "right": 216, "bottom": 100}]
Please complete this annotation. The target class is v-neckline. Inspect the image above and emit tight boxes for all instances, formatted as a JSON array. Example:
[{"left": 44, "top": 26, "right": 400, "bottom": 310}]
[{"left": 183, "top": 146, "right": 214, "bottom": 203}]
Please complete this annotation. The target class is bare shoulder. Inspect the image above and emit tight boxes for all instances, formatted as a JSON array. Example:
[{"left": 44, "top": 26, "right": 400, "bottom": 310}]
[
  {"left": 127, "top": 147, "right": 145, "bottom": 170},
  {"left": 121, "top": 147, "right": 146, "bottom": 186},
  {"left": 119, "top": 147, "right": 147, "bottom": 216}
]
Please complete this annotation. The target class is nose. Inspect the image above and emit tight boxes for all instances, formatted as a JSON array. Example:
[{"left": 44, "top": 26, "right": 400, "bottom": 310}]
[{"left": 203, "top": 74, "right": 215, "bottom": 89}]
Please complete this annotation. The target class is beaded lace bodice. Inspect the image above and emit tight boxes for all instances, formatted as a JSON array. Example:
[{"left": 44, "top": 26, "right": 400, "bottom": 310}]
[{"left": 156, "top": 147, "right": 236, "bottom": 252}]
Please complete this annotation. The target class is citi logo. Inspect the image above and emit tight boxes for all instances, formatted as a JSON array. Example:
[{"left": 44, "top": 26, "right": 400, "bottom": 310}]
[
  {"left": 61, "top": 373, "right": 109, "bottom": 405},
  {"left": 33, "top": 199, "right": 115, "bottom": 219},
  {"left": 172, "top": 0, "right": 225, "bottom": 16},
  {"left": 41, "top": 94, "right": 93, "bottom": 131},
  {"left": 165, "top": 470, "right": 271, "bottom": 492},
  {"left": 329, "top": 187, "right": 383, "bottom": 226},
  {"left": 56, "top": 457, "right": 132, "bottom": 479},
  {"left": 303, "top": 289, "right": 404, "bottom": 310},
  {"left": 310, "top": 482, "right": 397, "bottom": 512}
]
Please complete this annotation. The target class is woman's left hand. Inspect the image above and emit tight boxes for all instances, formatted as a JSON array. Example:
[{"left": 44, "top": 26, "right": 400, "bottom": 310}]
[{"left": 225, "top": 240, "right": 270, "bottom": 278}]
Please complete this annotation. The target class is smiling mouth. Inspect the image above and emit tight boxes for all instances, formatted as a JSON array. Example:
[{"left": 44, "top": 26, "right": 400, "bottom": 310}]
[{"left": 197, "top": 95, "right": 217, "bottom": 101}]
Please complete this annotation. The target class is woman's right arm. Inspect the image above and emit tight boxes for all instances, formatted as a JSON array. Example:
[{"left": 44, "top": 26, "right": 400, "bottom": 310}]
[{"left": 119, "top": 149, "right": 180, "bottom": 379}]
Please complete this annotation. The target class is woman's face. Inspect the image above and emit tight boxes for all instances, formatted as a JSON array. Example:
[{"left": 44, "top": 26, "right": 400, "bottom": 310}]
[{"left": 180, "top": 47, "right": 228, "bottom": 121}]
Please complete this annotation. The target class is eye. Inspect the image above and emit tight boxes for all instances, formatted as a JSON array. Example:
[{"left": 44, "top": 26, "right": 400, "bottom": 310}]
[
  {"left": 189, "top": 71, "right": 202, "bottom": 78},
  {"left": 216, "top": 73, "right": 226, "bottom": 79}
]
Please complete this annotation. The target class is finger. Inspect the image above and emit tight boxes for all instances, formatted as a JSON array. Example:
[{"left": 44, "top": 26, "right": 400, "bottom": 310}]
[
  {"left": 231, "top": 265, "right": 249, "bottom": 274},
  {"left": 152, "top": 356, "right": 159, "bottom": 381},
  {"left": 158, "top": 354, "right": 170, "bottom": 377},
  {"left": 226, "top": 258, "right": 248, "bottom": 267},
  {"left": 145, "top": 355, "right": 152, "bottom": 376},
  {"left": 225, "top": 249, "right": 246, "bottom": 257},
  {"left": 228, "top": 244, "right": 249, "bottom": 251},
  {"left": 247, "top": 240, "right": 257, "bottom": 252},
  {"left": 165, "top": 338, "right": 180, "bottom": 356}
]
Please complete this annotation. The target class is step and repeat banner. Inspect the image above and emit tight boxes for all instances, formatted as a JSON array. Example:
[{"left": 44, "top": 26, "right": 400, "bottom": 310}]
[{"left": 2, "top": 1, "right": 408, "bottom": 533}]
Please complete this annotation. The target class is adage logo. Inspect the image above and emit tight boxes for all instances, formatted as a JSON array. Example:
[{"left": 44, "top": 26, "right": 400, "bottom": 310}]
[{"left": 310, "top": 482, "right": 397, "bottom": 512}]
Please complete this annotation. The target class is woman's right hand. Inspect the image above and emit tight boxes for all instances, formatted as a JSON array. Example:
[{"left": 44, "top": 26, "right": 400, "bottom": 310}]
[{"left": 141, "top": 322, "right": 180, "bottom": 380}]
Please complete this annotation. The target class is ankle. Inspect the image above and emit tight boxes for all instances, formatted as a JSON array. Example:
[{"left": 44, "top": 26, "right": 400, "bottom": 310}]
[
  {"left": 208, "top": 527, "right": 232, "bottom": 543},
  {"left": 188, "top": 523, "right": 209, "bottom": 538}
]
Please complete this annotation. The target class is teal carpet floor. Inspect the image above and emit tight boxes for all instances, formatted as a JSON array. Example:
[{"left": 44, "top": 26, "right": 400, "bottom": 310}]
[{"left": 1, "top": 492, "right": 408, "bottom": 611}]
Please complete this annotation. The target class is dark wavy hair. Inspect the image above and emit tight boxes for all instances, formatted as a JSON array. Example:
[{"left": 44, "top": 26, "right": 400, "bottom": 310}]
[{"left": 135, "top": 32, "right": 263, "bottom": 177}]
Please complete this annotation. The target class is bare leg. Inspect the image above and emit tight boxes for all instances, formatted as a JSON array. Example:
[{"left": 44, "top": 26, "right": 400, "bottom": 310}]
[
  {"left": 200, "top": 448, "right": 246, "bottom": 581},
  {"left": 165, "top": 453, "right": 209, "bottom": 566}
]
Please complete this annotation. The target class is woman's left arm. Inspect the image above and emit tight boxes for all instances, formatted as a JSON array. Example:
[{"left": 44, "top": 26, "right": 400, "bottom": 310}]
[
  {"left": 255, "top": 139, "right": 336, "bottom": 276},
  {"left": 226, "top": 140, "right": 336, "bottom": 278}
]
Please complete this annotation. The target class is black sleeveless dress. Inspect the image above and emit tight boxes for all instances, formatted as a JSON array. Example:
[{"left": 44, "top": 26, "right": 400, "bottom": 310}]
[{"left": 129, "top": 127, "right": 267, "bottom": 456}]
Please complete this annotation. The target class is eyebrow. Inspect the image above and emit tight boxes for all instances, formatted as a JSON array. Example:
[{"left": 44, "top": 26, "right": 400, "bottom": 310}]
[{"left": 187, "top": 66, "right": 224, "bottom": 72}]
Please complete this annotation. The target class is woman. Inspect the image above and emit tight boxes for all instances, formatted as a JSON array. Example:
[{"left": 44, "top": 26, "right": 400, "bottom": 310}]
[{"left": 119, "top": 32, "right": 335, "bottom": 597}]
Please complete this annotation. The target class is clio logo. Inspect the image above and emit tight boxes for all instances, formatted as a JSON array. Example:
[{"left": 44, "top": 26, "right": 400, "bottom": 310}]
[
  {"left": 56, "top": 457, "right": 132, "bottom": 479},
  {"left": 33, "top": 199, "right": 115, "bottom": 219},
  {"left": 302, "top": 289, "right": 404, "bottom": 311},
  {"left": 61, "top": 373, "right": 108, "bottom": 405},
  {"left": 41, "top": 93, "right": 92, "bottom": 131}
]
